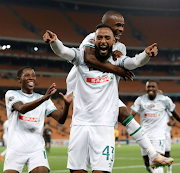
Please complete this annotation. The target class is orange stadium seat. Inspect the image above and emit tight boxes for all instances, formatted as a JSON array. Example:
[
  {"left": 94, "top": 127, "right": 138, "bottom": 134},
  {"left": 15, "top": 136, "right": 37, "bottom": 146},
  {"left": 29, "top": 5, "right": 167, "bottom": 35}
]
[
  {"left": 11, "top": 5, "right": 84, "bottom": 43},
  {"left": 128, "top": 15, "right": 180, "bottom": 48},
  {"left": 0, "top": 4, "right": 37, "bottom": 39}
]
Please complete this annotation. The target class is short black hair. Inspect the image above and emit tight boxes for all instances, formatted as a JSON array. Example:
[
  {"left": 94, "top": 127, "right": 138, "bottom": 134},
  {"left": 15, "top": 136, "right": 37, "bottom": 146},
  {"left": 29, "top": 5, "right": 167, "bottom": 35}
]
[
  {"left": 101, "top": 11, "right": 123, "bottom": 24},
  {"left": 17, "top": 66, "right": 33, "bottom": 78},
  {"left": 95, "top": 23, "right": 114, "bottom": 34}
]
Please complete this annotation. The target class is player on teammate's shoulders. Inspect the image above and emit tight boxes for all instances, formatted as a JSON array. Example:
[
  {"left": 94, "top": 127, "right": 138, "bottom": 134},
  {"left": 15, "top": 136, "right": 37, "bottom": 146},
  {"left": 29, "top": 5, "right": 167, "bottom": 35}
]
[
  {"left": 43, "top": 22, "right": 173, "bottom": 172},
  {"left": 3, "top": 66, "right": 72, "bottom": 173},
  {"left": 131, "top": 81, "right": 180, "bottom": 173}
]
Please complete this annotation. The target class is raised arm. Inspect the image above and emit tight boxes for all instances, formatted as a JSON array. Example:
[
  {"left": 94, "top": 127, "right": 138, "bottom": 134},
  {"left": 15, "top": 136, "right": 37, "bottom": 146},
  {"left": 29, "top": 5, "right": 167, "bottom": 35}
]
[
  {"left": 50, "top": 93, "right": 73, "bottom": 124},
  {"left": 123, "top": 43, "right": 158, "bottom": 70},
  {"left": 84, "top": 46, "right": 134, "bottom": 81},
  {"left": 13, "top": 83, "right": 57, "bottom": 114},
  {"left": 43, "top": 30, "right": 75, "bottom": 61}
]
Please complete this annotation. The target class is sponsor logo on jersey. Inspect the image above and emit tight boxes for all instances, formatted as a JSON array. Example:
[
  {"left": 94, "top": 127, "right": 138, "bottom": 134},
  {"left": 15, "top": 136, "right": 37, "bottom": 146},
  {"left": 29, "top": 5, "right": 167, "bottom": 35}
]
[
  {"left": 144, "top": 113, "right": 161, "bottom": 117},
  {"left": 86, "top": 76, "right": 111, "bottom": 83},
  {"left": 19, "top": 115, "right": 40, "bottom": 122},
  {"left": 8, "top": 96, "right": 14, "bottom": 102},
  {"left": 88, "top": 39, "right": 94, "bottom": 44},
  {"left": 148, "top": 104, "right": 155, "bottom": 108}
]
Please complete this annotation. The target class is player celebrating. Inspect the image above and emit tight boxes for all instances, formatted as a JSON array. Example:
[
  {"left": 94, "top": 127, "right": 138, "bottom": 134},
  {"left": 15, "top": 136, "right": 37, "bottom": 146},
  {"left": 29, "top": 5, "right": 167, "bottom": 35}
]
[
  {"left": 64, "top": 10, "right": 173, "bottom": 169},
  {"left": 157, "top": 89, "right": 177, "bottom": 173},
  {"left": 130, "top": 81, "right": 180, "bottom": 173},
  {"left": 0, "top": 120, "right": 9, "bottom": 162},
  {"left": 43, "top": 23, "right": 171, "bottom": 173},
  {"left": 3, "top": 66, "right": 72, "bottom": 173}
]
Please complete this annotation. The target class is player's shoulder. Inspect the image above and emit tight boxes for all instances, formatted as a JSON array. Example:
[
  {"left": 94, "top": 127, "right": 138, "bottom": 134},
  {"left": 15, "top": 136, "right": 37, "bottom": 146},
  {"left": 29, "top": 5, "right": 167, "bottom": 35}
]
[
  {"left": 138, "top": 94, "right": 148, "bottom": 100},
  {"left": 115, "top": 41, "right": 126, "bottom": 47},
  {"left": 33, "top": 92, "right": 43, "bottom": 98},
  {"left": 5, "top": 90, "right": 19, "bottom": 97},
  {"left": 157, "top": 94, "right": 170, "bottom": 100}
]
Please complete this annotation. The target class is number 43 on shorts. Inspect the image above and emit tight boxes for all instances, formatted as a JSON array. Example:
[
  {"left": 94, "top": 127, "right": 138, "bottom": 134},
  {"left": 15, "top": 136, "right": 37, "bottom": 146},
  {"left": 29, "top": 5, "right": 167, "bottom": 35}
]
[{"left": 102, "top": 146, "right": 114, "bottom": 161}]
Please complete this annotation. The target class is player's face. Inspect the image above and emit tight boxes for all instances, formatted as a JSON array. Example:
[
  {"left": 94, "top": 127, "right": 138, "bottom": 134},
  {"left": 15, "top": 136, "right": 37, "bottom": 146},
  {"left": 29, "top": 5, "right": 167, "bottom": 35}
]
[
  {"left": 18, "top": 68, "right": 36, "bottom": 94},
  {"left": 94, "top": 27, "right": 115, "bottom": 57},
  {"left": 146, "top": 81, "right": 158, "bottom": 100},
  {"left": 105, "top": 15, "right": 125, "bottom": 42}
]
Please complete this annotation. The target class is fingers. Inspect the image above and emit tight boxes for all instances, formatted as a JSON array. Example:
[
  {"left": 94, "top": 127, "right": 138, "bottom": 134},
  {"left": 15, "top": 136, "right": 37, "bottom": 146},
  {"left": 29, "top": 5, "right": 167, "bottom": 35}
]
[
  {"left": 43, "top": 30, "right": 56, "bottom": 44},
  {"left": 149, "top": 43, "right": 157, "bottom": 49},
  {"left": 145, "top": 43, "right": 158, "bottom": 57}
]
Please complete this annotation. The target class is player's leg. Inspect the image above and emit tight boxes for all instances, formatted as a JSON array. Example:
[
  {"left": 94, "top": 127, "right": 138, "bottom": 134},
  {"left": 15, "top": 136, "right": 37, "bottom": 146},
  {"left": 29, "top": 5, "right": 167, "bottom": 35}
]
[
  {"left": 67, "top": 126, "right": 90, "bottom": 172},
  {"left": 30, "top": 166, "right": 49, "bottom": 173},
  {"left": 119, "top": 107, "right": 157, "bottom": 158},
  {"left": 26, "top": 150, "right": 50, "bottom": 173},
  {"left": 89, "top": 126, "right": 115, "bottom": 173},
  {"left": 70, "top": 170, "right": 87, "bottom": 173},
  {"left": 3, "top": 152, "right": 27, "bottom": 173},
  {"left": 165, "top": 151, "right": 172, "bottom": 173},
  {"left": 119, "top": 106, "right": 174, "bottom": 168},
  {"left": 143, "top": 155, "right": 154, "bottom": 173},
  {"left": 165, "top": 132, "right": 172, "bottom": 173},
  {"left": 4, "top": 171, "right": 19, "bottom": 173}
]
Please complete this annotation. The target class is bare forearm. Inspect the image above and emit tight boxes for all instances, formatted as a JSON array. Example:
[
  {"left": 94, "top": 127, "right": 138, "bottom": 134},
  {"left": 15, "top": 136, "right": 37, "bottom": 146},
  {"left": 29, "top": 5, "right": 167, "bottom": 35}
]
[
  {"left": 14, "top": 96, "right": 46, "bottom": 114},
  {"left": 58, "top": 103, "right": 70, "bottom": 124}
]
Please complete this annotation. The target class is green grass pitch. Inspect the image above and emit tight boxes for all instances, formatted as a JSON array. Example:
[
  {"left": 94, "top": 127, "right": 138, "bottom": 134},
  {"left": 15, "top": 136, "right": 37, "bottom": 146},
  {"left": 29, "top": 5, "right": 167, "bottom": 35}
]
[{"left": 0, "top": 144, "right": 180, "bottom": 173}]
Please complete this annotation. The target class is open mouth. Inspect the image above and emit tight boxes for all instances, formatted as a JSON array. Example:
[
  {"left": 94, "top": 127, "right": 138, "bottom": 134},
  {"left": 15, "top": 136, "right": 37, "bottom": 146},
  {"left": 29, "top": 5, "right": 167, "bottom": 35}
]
[
  {"left": 28, "top": 81, "right": 34, "bottom": 87},
  {"left": 99, "top": 45, "right": 108, "bottom": 55}
]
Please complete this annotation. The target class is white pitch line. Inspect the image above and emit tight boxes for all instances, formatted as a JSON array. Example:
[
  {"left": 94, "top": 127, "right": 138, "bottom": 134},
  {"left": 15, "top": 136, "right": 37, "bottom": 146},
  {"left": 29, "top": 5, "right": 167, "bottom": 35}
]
[{"left": 22, "top": 163, "right": 180, "bottom": 173}]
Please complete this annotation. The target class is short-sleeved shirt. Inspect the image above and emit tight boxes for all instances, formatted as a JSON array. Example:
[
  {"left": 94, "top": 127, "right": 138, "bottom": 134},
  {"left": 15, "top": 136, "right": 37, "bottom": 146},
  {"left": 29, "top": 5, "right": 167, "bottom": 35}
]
[
  {"left": 130, "top": 94, "right": 175, "bottom": 140},
  {"left": 5, "top": 90, "right": 57, "bottom": 154}
]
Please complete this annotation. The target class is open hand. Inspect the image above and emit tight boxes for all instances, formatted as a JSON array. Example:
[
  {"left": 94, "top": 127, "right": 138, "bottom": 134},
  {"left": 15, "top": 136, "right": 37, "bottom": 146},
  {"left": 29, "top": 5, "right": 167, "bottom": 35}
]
[{"left": 59, "top": 92, "right": 73, "bottom": 105}]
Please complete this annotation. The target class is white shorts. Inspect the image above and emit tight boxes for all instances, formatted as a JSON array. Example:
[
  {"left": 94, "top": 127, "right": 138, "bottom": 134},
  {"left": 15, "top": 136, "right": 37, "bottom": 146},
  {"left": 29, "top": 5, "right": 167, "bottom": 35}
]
[
  {"left": 67, "top": 125, "right": 115, "bottom": 172},
  {"left": 165, "top": 131, "right": 171, "bottom": 152},
  {"left": 3, "top": 149, "right": 50, "bottom": 173},
  {"left": 141, "top": 139, "right": 165, "bottom": 156}
]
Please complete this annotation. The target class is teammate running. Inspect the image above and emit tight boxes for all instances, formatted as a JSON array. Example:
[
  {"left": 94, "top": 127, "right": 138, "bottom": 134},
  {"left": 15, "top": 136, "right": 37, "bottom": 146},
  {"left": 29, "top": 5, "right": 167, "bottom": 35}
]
[
  {"left": 130, "top": 81, "right": 180, "bottom": 173},
  {"left": 157, "top": 89, "right": 177, "bottom": 173},
  {"left": 3, "top": 66, "right": 72, "bottom": 173}
]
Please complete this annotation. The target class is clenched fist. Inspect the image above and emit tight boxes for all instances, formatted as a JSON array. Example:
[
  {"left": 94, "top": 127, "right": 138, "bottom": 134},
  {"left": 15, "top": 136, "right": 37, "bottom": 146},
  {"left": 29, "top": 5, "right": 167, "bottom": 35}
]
[
  {"left": 43, "top": 30, "right": 57, "bottom": 44},
  {"left": 145, "top": 43, "right": 158, "bottom": 57}
]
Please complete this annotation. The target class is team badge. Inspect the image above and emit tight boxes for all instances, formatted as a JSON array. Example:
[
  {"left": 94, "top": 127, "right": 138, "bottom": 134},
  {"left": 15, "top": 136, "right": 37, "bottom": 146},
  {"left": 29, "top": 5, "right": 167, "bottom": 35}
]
[{"left": 8, "top": 96, "right": 14, "bottom": 102}]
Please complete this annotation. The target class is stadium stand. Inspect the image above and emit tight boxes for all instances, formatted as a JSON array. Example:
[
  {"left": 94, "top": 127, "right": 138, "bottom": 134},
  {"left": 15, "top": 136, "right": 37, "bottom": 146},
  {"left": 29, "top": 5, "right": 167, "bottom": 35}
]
[{"left": 0, "top": 1, "right": 180, "bottom": 140}]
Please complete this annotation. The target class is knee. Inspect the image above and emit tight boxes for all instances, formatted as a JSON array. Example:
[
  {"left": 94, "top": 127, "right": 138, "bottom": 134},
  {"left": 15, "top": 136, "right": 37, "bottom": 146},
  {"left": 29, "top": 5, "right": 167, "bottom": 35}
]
[{"left": 118, "top": 107, "right": 130, "bottom": 123}]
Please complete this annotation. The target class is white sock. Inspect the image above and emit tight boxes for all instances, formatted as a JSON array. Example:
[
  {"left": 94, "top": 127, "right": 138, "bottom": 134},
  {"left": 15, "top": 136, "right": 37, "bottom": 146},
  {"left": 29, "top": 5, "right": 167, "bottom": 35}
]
[
  {"left": 153, "top": 167, "right": 164, "bottom": 173},
  {"left": 167, "top": 164, "right": 172, "bottom": 173},
  {"left": 122, "top": 115, "right": 156, "bottom": 159},
  {"left": 146, "top": 165, "right": 154, "bottom": 173},
  {"left": 1, "top": 149, "right": 7, "bottom": 157}
]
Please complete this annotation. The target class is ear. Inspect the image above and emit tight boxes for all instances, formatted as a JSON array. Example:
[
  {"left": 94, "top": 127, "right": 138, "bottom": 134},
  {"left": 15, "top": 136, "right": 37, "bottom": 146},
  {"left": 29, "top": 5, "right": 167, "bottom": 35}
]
[
  {"left": 113, "top": 37, "right": 116, "bottom": 45},
  {"left": 17, "top": 77, "right": 21, "bottom": 83}
]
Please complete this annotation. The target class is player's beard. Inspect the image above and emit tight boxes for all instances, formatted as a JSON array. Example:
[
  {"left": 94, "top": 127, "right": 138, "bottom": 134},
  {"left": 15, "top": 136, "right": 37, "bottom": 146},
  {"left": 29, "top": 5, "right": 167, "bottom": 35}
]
[{"left": 95, "top": 45, "right": 113, "bottom": 62}]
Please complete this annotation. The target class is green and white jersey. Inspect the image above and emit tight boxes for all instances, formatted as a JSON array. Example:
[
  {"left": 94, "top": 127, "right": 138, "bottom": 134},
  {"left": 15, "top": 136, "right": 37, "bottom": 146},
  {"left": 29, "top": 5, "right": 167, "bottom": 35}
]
[
  {"left": 70, "top": 47, "right": 129, "bottom": 126},
  {"left": 5, "top": 90, "right": 57, "bottom": 154},
  {"left": 66, "top": 32, "right": 126, "bottom": 96},
  {"left": 130, "top": 94, "right": 175, "bottom": 140}
]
